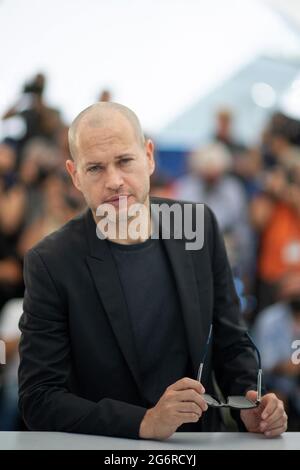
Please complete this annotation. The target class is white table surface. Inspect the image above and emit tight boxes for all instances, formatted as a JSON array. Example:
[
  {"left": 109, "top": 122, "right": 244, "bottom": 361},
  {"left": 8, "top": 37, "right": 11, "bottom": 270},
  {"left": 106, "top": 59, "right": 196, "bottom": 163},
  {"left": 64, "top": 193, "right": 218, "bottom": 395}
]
[{"left": 0, "top": 432, "right": 299, "bottom": 450}]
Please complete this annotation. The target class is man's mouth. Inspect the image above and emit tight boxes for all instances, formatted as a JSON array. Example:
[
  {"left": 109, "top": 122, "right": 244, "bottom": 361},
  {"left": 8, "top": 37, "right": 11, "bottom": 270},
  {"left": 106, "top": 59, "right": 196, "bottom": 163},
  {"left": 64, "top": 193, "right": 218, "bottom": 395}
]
[{"left": 103, "top": 195, "right": 131, "bottom": 205}]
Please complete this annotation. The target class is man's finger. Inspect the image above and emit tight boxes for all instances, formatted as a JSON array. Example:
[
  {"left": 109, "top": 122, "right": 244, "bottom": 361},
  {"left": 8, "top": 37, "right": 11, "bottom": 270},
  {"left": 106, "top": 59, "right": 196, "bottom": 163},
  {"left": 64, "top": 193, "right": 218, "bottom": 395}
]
[
  {"left": 176, "top": 401, "right": 208, "bottom": 416},
  {"left": 170, "top": 377, "right": 205, "bottom": 394},
  {"left": 260, "top": 413, "right": 287, "bottom": 433},
  {"left": 177, "top": 402, "right": 203, "bottom": 416},
  {"left": 264, "top": 424, "right": 287, "bottom": 437},
  {"left": 260, "top": 394, "right": 278, "bottom": 419},
  {"left": 176, "top": 389, "right": 208, "bottom": 412},
  {"left": 176, "top": 412, "right": 201, "bottom": 425},
  {"left": 245, "top": 390, "right": 258, "bottom": 402},
  {"left": 261, "top": 404, "right": 285, "bottom": 428}
]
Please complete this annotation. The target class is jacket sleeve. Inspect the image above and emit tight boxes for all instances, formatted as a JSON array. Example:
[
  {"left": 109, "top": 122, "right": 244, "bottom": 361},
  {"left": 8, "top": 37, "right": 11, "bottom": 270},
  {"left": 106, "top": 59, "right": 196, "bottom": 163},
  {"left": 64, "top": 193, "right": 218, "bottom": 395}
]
[
  {"left": 206, "top": 207, "right": 264, "bottom": 429},
  {"left": 18, "top": 248, "right": 147, "bottom": 439}
]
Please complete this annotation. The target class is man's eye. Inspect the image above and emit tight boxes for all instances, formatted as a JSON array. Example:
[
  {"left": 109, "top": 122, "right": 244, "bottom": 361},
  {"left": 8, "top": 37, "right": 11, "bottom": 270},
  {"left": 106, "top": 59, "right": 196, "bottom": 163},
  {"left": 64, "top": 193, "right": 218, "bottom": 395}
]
[
  {"left": 120, "top": 158, "right": 132, "bottom": 164},
  {"left": 87, "top": 166, "right": 102, "bottom": 173}
]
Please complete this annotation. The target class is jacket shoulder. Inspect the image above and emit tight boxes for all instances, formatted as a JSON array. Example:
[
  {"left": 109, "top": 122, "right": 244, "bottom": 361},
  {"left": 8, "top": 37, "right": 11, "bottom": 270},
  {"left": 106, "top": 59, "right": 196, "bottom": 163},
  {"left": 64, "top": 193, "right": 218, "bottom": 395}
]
[{"left": 26, "top": 210, "right": 88, "bottom": 262}]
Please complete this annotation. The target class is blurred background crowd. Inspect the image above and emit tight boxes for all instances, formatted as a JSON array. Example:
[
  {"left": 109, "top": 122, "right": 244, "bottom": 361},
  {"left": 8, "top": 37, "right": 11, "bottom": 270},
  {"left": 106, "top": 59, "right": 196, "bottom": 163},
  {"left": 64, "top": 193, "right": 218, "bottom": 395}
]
[{"left": 0, "top": 0, "right": 300, "bottom": 433}]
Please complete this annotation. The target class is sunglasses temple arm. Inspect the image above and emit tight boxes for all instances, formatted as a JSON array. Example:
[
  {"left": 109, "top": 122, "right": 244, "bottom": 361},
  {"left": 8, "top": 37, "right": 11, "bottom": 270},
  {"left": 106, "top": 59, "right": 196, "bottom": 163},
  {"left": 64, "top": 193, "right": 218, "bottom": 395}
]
[
  {"left": 197, "top": 363, "right": 204, "bottom": 383},
  {"left": 197, "top": 324, "right": 213, "bottom": 384},
  {"left": 257, "top": 368, "right": 262, "bottom": 403},
  {"left": 245, "top": 331, "right": 263, "bottom": 403}
]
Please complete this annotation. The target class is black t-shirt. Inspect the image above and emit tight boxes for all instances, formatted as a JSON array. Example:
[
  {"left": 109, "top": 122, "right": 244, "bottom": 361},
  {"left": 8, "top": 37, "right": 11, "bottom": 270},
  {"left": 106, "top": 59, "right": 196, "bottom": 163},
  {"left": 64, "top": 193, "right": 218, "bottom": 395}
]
[{"left": 108, "top": 237, "right": 193, "bottom": 407}]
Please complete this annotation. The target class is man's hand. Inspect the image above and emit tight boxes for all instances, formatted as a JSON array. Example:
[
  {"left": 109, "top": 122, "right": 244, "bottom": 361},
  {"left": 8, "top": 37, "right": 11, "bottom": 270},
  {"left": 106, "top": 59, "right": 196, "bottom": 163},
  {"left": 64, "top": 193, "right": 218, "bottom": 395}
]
[
  {"left": 139, "top": 377, "right": 208, "bottom": 440},
  {"left": 240, "top": 390, "right": 288, "bottom": 437}
]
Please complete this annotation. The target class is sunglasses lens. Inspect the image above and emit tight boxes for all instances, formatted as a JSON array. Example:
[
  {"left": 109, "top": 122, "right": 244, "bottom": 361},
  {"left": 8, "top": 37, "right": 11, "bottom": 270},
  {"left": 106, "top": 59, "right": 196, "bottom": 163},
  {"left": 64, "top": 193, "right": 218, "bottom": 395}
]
[
  {"left": 203, "top": 394, "right": 221, "bottom": 407},
  {"left": 227, "top": 396, "right": 258, "bottom": 409}
]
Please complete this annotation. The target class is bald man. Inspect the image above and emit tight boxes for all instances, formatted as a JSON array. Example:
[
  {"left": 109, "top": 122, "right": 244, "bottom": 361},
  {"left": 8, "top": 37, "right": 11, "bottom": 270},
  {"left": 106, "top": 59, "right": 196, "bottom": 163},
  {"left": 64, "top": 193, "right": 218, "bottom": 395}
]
[{"left": 18, "top": 103, "right": 287, "bottom": 440}]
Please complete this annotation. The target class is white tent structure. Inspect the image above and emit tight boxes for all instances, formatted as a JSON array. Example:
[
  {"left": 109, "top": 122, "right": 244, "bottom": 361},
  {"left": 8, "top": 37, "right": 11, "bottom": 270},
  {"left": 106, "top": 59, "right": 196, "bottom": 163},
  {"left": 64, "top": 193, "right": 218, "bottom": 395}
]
[
  {"left": 157, "top": 1, "right": 300, "bottom": 147},
  {"left": 265, "top": 0, "right": 300, "bottom": 32}
]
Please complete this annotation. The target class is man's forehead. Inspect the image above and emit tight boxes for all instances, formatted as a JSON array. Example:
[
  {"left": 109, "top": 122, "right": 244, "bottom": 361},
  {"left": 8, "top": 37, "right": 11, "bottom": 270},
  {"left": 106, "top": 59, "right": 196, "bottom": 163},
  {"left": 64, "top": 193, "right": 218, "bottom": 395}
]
[
  {"left": 77, "top": 124, "right": 136, "bottom": 150},
  {"left": 77, "top": 115, "right": 135, "bottom": 142},
  {"left": 78, "top": 109, "right": 132, "bottom": 132}
]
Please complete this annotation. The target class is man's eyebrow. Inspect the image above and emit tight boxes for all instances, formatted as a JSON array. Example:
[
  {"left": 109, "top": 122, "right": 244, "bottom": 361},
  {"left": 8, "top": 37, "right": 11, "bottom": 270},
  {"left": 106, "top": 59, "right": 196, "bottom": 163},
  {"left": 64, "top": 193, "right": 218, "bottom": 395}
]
[
  {"left": 84, "top": 161, "right": 105, "bottom": 167},
  {"left": 84, "top": 154, "right": 134, "bottom": 168},
  {"left": 114, "top": 153, "right": 134, "bottom": 160}
]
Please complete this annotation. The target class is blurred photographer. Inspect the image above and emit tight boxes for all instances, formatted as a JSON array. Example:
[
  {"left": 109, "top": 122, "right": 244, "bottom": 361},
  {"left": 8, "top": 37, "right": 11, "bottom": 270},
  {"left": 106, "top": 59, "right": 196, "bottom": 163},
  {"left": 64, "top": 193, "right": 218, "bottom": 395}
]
[
  {"left": 251, "top": 161, "right": 300, "bottom": 310},
  {"left": 2, "top": 73, "right": 62, "bottom": 160}
]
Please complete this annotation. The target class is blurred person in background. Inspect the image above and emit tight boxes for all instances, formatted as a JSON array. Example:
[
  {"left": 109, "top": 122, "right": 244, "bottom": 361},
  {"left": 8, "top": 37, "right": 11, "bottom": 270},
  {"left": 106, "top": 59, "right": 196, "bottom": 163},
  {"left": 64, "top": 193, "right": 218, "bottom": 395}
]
[
  {"left": 251, "top": 161, "right": 300, "bottom": 310},
  {"left": 261, "top": 112, "right": 300, "bottom": 170},
  {"left": 2, "top": 73, "right": 63, "bottom": 162},
  {"left": 213, "top": 108, "right": 243, "bottom": 155},
  {"left": 98, "top": 89, "right": 112, "bottom": 102},
  {"left": 252, "top": 273, "right": 300, "bottom": 430},
  {"left": 17, "top": 137, "right": 73, "bottom": 226},
  {"left": 1, "top": 138, "right": 62, "bottom": 253},
  {"left": 0, "top": 234, "right": 23, "bottom": 314},
  {"left": 232, "top": 147, "right": 263, "bottom": 200},
  {"left": 17, "top": 171, "right": 81, "bottom": 257},
  {"left": 269, "top": 130, "right": 300, "bottom": 171},
  {"left": 172, "top": 142, "right": 254, "bottom": 280},
  {"left": 0, "top": 143, "right": 25, "bottom": 238},
  {"left": 0, "top": 144, "right": 23, "bottom": 312}
]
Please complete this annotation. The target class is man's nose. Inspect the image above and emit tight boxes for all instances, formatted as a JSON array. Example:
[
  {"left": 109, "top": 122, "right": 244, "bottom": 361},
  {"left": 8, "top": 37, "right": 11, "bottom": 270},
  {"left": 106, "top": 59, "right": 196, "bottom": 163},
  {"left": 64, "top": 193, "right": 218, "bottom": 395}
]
[{"left": 105, "top": 166, "right": 124, "bottom": 191}]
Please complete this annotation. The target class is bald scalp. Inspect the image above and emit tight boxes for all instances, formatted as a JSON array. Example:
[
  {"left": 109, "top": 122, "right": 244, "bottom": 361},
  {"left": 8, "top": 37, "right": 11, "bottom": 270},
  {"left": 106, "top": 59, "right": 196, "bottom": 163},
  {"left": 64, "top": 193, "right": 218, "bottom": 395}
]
[{"left": 68, "top": 102, "right": 145, "bottom": 161}]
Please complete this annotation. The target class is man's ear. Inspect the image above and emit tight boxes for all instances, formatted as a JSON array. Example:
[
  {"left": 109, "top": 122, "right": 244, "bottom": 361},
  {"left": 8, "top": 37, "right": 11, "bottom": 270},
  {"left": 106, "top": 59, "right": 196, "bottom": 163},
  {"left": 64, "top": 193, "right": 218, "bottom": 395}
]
[
  {"left": 66, "top": 159, "right": 82, "bottom": 192},
  {"left": 145, "top": 139, "right": 155, "bottom": 176}
]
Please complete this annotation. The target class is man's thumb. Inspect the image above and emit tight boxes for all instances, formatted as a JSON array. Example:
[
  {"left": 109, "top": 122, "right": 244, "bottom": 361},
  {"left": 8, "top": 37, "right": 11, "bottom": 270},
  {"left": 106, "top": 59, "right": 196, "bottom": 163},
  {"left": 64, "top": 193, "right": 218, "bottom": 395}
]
[{"left": 245, "top": 390, "right": 258, "bottom": 403}]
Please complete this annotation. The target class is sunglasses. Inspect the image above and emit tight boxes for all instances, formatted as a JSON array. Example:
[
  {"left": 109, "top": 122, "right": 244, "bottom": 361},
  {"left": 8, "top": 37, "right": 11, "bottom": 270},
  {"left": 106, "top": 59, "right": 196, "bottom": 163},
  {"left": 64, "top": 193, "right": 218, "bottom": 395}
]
[{"left": 197, "top": 325, "right": 262, "bottom": 410}]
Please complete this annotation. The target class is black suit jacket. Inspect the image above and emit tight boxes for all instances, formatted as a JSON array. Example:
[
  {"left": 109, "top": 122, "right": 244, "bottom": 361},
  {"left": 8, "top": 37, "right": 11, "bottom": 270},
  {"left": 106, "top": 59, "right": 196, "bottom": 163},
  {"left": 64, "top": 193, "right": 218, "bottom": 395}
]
[{"left": 18, "top": 197, "right": 258, "bottom": 438}]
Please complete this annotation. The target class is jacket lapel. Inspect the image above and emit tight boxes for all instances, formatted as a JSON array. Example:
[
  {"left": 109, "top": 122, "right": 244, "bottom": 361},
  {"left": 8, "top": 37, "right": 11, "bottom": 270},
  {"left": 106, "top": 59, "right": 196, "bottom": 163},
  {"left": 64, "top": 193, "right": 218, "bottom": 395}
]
[
  {"left": 84, "top": 209, "right": 144, "bottom": 396},
  {"left": 150, "top": 196, "right": 209, "bottom": 376},
  {"left": 160, "top": 232, "right": 209, "bottom": 380}
]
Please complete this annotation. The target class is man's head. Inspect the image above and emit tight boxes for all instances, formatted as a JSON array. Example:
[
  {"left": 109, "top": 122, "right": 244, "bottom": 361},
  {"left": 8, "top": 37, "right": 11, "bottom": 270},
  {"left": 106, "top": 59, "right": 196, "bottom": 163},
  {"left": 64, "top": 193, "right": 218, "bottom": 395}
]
[
  {"left": 66, "top": 102, "right": 155, "bottom": 218},
  {"left": 189, "top": 142, "right": 232, "bottom": 185},
  {"left": 216, "top": 108, "right": 232, "bottom": 140}
]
